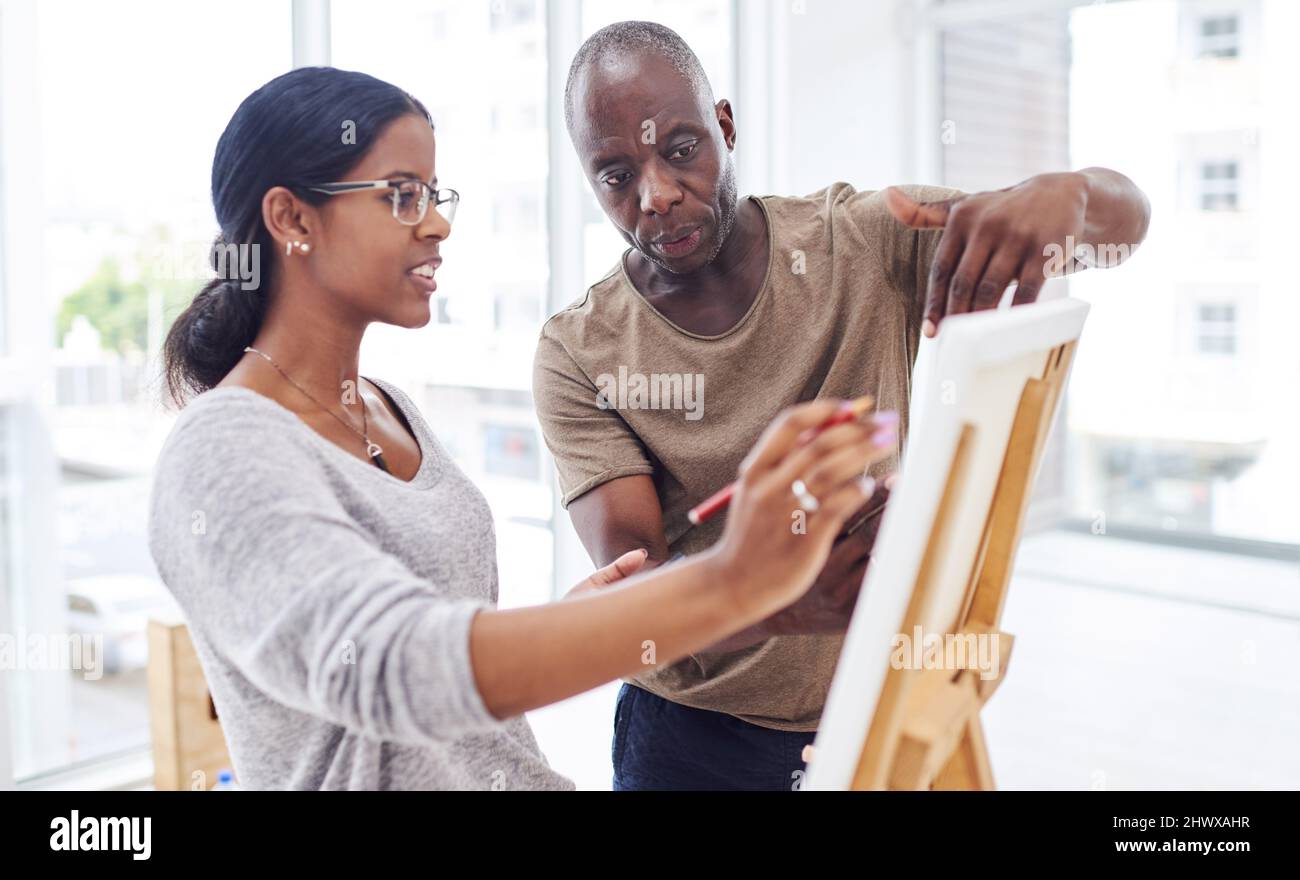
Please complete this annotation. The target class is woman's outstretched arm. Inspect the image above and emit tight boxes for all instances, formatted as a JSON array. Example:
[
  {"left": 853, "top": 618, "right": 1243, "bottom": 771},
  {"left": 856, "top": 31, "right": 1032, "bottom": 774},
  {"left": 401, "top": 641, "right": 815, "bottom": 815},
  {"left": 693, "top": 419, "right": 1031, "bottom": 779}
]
[{"left": 470, "top": 400, "right": 894, "bottom": 719}]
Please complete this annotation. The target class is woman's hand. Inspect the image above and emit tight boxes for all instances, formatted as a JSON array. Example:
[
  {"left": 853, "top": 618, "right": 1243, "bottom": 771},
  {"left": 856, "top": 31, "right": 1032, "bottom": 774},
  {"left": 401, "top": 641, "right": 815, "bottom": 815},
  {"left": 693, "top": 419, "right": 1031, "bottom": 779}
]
[
  {"left": 471, "top": 405, "right": 893, "bottom": 718},
  {"left": 705, "top": 401, "right": 897, "bottom": 622},
  {"left": 563, "top": 548, "right": 649, "bottom": 599}
]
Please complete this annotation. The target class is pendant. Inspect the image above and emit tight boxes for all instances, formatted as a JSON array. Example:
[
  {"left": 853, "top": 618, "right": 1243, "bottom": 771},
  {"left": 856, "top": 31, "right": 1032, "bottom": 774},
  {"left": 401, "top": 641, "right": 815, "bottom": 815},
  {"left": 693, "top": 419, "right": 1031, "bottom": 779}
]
[{"left": 366, "top": 442, "right": 389, "bottom": 473}]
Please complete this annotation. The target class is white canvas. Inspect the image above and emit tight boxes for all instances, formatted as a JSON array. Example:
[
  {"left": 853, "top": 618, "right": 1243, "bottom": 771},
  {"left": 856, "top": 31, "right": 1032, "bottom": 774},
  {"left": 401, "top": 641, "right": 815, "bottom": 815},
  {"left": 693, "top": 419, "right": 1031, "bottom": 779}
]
[{"left": 803, "top": 297, "right": 1090, "bottom": 791}]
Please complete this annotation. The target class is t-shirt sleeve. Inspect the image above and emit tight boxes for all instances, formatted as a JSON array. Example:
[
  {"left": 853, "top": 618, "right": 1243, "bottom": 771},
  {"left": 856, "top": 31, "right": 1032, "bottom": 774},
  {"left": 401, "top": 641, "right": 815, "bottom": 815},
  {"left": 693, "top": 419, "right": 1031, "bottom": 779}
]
[
  {"left": 532, "top": 324, "right": 655, "bottom": 507},
  {"left": 839, "top": 182, "right": 966, "bottom": 334},
  {"left": 147, "top": 404, "right": 503, "bottom": 746}
]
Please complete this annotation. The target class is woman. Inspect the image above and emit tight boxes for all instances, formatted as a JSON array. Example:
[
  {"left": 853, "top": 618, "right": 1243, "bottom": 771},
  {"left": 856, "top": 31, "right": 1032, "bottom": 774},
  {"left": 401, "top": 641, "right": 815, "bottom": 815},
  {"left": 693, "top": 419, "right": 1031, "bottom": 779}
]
[{"left": 148, "top": 67, "right": 895, "bottom": 790}]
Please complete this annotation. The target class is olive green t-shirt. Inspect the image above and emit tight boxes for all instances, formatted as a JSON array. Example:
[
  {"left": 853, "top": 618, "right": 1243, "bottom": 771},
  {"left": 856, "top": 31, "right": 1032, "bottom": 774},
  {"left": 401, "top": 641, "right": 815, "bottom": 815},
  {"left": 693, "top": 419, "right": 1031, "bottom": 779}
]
[{"left": 532, "top": 182, "right": 962, "bottom": 731}]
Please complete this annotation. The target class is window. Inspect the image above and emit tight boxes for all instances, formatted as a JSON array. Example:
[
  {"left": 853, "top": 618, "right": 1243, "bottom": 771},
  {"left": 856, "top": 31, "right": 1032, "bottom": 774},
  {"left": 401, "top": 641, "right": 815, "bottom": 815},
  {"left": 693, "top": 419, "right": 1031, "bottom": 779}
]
[
  {"left": 923, "top": 0, "right": 1295, "bottom": 793},
  {"left": 494, "top": 283, "right": 542, "bottom": 333},
  {"left": 934, "top": 1, "right": 1295, "bottom": 548},
  {"left": 1064, "top": 0, "right": 1289, "bottom": 547},
  {"left": 493, "top": 193, "right": 543, "bottom": 236},
  {"left": 492, "top": 0, "right": 536, "bottom": 31},
  {"left": 938, "top": 12, "right": 1070, "bottom": 192},
  {"left": 1198, "top": 14, "right": 1239, "bottom": 57},
  {"left": 1196, "top": 302, "right": 1237, "bottom": 355},
  {"left": 1200, "top": 160, "right": 1239, "bottom": 211},
  {"left": 0, "top": 0, "right": 291, "bottom": 783},
  {"left": 484, "top": 424, "right": 541, "bottom": 480}
]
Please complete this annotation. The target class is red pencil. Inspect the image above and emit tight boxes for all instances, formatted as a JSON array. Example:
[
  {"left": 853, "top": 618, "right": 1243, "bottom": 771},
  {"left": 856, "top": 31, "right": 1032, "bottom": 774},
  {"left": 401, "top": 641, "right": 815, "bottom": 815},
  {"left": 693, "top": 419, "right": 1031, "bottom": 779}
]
[{"left": 686, "top": 396, "right": 877, "bottom": 526}]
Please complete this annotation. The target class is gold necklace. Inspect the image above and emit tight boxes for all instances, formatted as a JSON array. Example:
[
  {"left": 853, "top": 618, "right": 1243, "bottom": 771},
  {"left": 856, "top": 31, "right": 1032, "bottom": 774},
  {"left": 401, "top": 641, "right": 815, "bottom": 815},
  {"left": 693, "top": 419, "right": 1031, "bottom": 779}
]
[{"left": 243, "top": 346, "right": 389, "bottom": 472}]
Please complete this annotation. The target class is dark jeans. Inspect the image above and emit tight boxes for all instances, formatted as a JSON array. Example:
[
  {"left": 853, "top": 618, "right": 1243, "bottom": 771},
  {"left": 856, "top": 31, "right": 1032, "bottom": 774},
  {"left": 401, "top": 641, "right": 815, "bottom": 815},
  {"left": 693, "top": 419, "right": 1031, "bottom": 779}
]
[{"left": 611, "top": 683, "right": 817, "bottom": 791}]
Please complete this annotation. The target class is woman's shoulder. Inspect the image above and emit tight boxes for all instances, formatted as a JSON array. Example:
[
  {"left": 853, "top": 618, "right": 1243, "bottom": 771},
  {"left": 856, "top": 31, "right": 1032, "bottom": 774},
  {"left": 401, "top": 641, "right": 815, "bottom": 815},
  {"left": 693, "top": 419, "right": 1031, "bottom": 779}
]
[
  {"left": 148, "top": 386, "right": 339, "bottom": 545},
  {"left": 157, "top": 385, "right": 323, "bottom": 481},
  {"left": 173, "top": 383, "right": 306, "bottom": 438}
]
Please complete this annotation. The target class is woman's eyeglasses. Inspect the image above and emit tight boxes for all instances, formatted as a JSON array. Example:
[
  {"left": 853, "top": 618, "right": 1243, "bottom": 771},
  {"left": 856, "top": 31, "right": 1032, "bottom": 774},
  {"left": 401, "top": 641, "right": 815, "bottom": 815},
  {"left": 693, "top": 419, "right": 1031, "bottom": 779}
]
[{"left": 305, "top": 179, "right": 459, "bottom": 226}]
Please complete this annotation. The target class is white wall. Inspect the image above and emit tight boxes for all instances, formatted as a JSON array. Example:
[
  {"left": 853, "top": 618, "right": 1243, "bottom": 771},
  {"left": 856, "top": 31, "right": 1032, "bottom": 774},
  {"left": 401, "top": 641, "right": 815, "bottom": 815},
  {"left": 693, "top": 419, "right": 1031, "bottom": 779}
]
[{"left": 737, "top": 0, "right": 921, "bottom": 198}]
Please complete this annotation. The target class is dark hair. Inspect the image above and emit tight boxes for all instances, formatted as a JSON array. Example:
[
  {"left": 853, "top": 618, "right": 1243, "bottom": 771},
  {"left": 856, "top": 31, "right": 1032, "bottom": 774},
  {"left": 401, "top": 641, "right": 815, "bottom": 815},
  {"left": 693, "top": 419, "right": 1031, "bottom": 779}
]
[
  {"left": 564, "top": 21, "right": 713, "bottom": 132},
  {"left": 161, "top": 66, "right": 431, "bottom": 406}
]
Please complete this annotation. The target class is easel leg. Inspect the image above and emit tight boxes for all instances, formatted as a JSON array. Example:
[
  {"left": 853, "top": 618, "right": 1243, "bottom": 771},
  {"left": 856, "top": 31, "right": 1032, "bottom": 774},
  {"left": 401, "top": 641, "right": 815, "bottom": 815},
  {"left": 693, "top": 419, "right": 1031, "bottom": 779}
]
[{"left": 931, "top": 715, "right": 995, "bottom": 790}]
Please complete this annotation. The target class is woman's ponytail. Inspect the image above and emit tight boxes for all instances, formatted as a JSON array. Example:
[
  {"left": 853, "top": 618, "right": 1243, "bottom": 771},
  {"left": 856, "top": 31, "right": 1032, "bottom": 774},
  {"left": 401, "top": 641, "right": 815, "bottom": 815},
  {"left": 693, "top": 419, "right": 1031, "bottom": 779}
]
[{"left": 161, "top": 237, "right": 269, "bottom": 405}]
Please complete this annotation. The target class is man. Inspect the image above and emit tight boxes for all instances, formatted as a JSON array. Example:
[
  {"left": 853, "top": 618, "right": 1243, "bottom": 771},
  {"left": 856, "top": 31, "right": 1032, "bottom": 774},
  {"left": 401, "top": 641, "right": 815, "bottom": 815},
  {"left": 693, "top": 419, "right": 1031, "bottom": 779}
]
[{"left": 532, "top": 21, "right": 1149, "bottom": 791}]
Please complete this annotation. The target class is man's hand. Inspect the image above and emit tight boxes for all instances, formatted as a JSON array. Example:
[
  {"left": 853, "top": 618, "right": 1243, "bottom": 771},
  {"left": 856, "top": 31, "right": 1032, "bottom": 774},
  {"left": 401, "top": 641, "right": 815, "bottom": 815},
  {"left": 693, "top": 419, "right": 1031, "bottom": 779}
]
[
  {"left": 887, "top": 167, "right": 1149, "bottom": 338},
  {"left": 765, "top": 477, "right": 892, "bottom": 635},
  {"left": 886, "top": 174, "right": 1090, "bottom": 338},
  {"left": 564, "top": 548, "right": 649, "bottom": 599},
  {"left": 706, "top": 476, "right": 893, "bottom": 651}
]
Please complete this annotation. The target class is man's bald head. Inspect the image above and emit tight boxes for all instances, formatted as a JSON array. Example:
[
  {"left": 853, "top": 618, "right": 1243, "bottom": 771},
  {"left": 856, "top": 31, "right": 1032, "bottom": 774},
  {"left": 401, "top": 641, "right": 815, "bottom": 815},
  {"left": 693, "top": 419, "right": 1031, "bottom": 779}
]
[{"left": 564, "top": 20, "right": 715, "bottom": 134}]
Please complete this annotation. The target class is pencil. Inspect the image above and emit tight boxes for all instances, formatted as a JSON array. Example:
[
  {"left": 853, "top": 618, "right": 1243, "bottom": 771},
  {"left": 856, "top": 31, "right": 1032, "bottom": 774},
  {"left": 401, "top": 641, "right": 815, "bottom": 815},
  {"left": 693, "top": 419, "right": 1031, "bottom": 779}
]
[{"left": 686, "top": 396, "right": 876, "bottom": 526}]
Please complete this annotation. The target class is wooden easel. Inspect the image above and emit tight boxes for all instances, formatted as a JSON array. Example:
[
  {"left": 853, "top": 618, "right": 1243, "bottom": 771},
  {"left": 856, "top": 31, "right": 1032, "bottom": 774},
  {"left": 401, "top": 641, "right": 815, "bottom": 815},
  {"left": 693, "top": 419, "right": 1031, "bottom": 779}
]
[
  {"left": 147, "top": 617, "right": 233, "bottom": 790},
  {"left": 849, "top": 340, "right": 1077, "bottom": 790}
]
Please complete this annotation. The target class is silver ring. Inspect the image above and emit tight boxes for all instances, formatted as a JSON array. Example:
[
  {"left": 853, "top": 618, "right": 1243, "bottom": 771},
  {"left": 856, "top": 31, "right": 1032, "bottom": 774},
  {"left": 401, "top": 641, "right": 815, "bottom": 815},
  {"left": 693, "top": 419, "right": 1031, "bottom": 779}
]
[{"left": 791, "top": 478, "right": 820, "bottom": 513}]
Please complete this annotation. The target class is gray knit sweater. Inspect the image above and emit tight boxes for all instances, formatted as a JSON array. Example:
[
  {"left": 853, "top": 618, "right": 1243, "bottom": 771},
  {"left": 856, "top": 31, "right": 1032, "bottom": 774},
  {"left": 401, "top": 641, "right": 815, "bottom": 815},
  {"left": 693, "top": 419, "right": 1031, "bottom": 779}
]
[{"left": 147, "top": 378, "right": 574, "bottom": 790}]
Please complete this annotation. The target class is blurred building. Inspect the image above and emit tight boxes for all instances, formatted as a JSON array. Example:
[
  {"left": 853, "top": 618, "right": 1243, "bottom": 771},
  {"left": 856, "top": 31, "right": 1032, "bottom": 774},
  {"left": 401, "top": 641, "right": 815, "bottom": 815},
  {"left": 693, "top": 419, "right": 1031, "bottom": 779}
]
[{"left": 1067, "top": 0, "right": 1298, "bottom": 547}]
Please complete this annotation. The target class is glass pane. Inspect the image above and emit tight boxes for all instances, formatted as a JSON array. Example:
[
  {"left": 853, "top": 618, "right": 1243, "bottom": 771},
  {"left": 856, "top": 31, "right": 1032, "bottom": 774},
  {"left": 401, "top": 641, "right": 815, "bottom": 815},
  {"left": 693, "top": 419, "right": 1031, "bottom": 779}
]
[
  {"left": 1067, "top": 0, "right": 1293, "bottom": 545},
  {"left": 331, "top": 0, "right": 554, "bottom": 610},
  {"left": 938, "top": 1, "right": 1296, "bottom": 548},
  {"left": 1, "top": 0, "right": 291, "bottom": 781}
]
